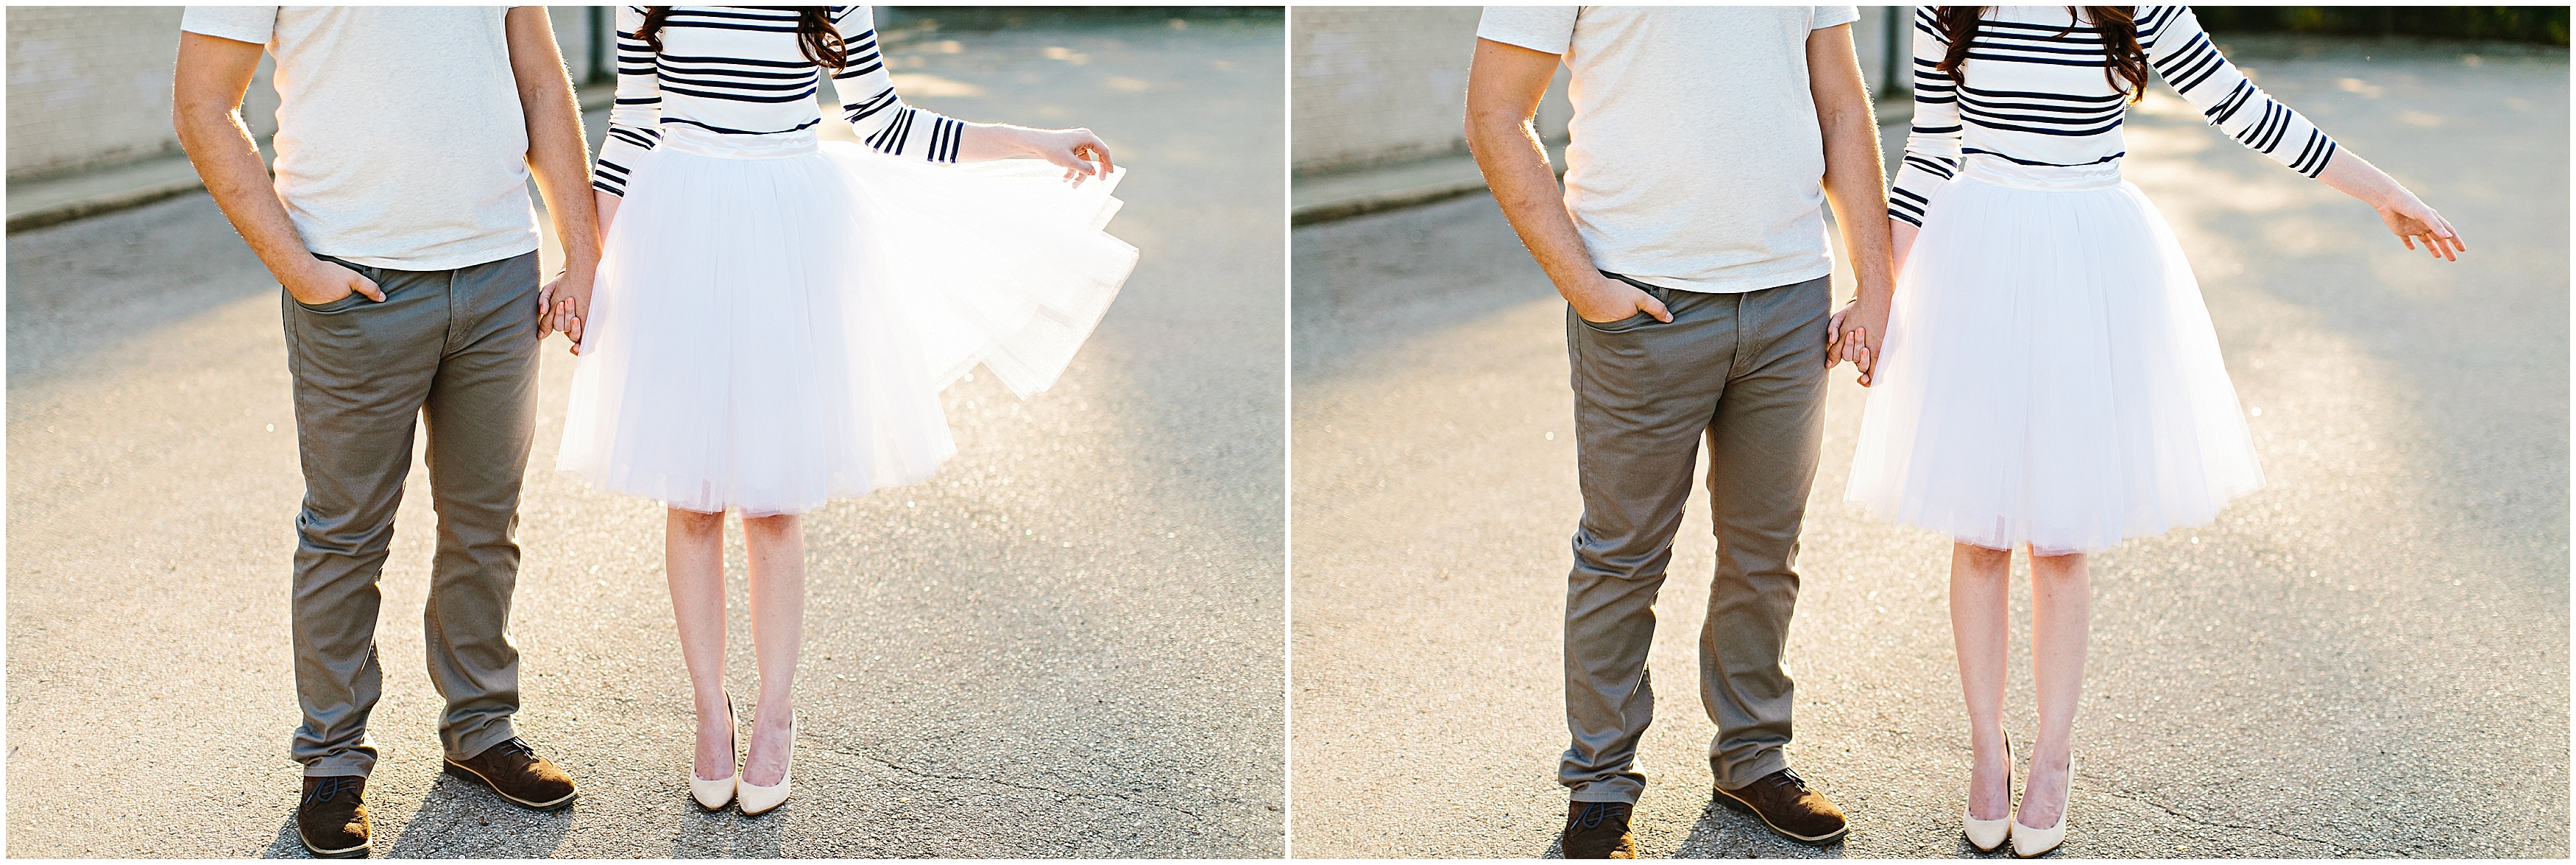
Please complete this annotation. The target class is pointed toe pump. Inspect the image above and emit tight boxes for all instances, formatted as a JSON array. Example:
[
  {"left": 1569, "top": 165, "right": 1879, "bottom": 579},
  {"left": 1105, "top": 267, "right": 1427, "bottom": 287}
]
[
  {"left": 689, "top": 694, "right": 740, "bottom": 811},
  {"left": 1964, "top": 739, "right": 2014, "bottom": 853},
  {"left": 2010, "top": 756, "right": 2071, "bottom": 858},
  {"left": 737, "top": 716, "right": 796, "bottom": 816}
]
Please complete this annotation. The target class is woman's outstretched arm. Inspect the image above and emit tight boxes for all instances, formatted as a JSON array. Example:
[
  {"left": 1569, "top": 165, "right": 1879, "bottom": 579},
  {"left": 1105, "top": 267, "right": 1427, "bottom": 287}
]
[
  {"left": 827, "top": 6, "right": 1113, "bottom": 182},
  {"left": 2142, "top": 5, "right": 2462, "bottom": 260},
  {"left": 2310, "top": 144, "right": 2464, "bottom": 261}
]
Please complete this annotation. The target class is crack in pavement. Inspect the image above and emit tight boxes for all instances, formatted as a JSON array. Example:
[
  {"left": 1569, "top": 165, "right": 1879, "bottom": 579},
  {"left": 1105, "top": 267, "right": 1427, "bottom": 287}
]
[
  {"left": 2098, "top": 788, "right": 2366, "bottom": 855},
  {"left": 835, "top": 748, "right": 1211, "bottom": 819}
]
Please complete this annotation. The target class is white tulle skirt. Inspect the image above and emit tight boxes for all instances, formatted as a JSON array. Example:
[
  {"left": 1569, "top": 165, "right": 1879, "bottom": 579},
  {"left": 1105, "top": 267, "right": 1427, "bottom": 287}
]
[
  {"left": 1845, "top": 165, "right": 2262, "bottom": 554},
  {"left": 557, "top": 135, "right": 1137, "bottom": 515}
]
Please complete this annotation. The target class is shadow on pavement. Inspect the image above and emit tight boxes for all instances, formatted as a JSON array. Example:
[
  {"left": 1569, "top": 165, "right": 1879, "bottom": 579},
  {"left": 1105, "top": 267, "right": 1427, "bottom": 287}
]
[
  {"left": 4, "top": 194, "right": 278, "bottom": 384},
  {"left": 259, "top": 813, "right": 305, "bottom": 858},
  {"left": 668, "top": 804, "right": 785, "bottom": 858},
  {"left": 375, "top": 773, "right": 575, "bottom": 858},
  {"left": 1673, "top": 799, "right": 1848, "bottom": 859}
]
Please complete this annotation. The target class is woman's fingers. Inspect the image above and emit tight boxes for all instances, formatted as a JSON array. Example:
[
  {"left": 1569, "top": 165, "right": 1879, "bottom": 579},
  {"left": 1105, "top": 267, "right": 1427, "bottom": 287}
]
[{"left": 1081, "top": 131, "right": 1114, "bottom": 177}]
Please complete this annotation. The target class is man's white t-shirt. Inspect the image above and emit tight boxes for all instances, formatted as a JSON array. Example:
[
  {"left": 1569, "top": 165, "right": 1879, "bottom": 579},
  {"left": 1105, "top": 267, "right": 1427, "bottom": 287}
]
[
  {"left": 1479, "top": 6, "right": 1861, "bottom": 294},
  {"left": 181, "top": 6, "right": 539, "bottom": 271}
]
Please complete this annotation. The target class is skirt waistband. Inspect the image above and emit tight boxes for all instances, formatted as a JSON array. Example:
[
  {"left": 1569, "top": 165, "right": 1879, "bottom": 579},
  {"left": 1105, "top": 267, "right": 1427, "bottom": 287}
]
[
  {"left": 1957, "top": 154, "right": 2123, "bottom": 192},
  {"left": 659, "top": 124, "right": 820, "bottom": 160}
]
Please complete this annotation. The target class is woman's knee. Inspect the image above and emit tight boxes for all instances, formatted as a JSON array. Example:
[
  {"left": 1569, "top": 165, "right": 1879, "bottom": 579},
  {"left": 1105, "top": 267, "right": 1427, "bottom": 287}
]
[
  {"left": 1953, "top": 542, "right": 2013, "bottom": 574},
  {"left": 741, "top": 512, "right": 800, "bottom": 538},
  {"left": 668, "top": 506, "right": 726, "bottom": 536},
  {"left": 2028, "top": 551, "right": 2089, "bottom": 584}
]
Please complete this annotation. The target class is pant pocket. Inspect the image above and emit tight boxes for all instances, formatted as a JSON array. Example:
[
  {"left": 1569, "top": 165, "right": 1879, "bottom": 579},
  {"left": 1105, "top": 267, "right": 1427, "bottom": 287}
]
[
  {"left": 294, "top": 292, "right": 370, "bottom": 314},
  {"left": 285, "top": 289, "right": 380, "bottom": 392},
  {"left": 1579, "top": 273, "right": 1676, "bottom": 335}
]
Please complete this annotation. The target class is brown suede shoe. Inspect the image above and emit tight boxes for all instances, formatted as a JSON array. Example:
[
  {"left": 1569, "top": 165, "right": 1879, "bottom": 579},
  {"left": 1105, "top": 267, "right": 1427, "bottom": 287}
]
[
  {"left": 1715, "top": 766, "right": 1847, "bottom": 844},
  {"left": 296, "top": 775, "right": 372, "bottom": 858},
  {"left": 445, "top": 737, "right": 578, "bottom": 811},
  {"left": 1562, "top": 800, "right": 1639, "bottom": 858}
]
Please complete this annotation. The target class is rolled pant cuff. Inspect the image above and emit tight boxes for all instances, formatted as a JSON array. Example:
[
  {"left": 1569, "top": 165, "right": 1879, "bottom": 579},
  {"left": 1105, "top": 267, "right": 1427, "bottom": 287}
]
[
  {"left": 1713, "top": 749, "right": 1789, "bottom": 791},
  {"left": 1568, "top": 790, "right": 1641, "bottom": 805},
  {"left": 301, "top": 761, "right": 372, "bottom": 780},
  {"left": 447, "top": 719, "right": 520, "bottom": 763}
]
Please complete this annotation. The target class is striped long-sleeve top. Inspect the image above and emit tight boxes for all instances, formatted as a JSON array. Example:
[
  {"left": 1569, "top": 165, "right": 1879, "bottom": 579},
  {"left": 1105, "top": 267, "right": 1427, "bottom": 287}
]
[
  {"left": 592, "top": 5, "right": 963, "bottom": 197},
  {"left": 1889, "top": 5, "right": 2338, "bottom": 226}
]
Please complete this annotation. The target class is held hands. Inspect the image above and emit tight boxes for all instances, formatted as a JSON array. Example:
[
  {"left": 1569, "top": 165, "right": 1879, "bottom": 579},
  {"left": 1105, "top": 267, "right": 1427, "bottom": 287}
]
[
  {"left": 2377, "top": 193, "right": 2465, "bottom": 261},
  {"left": 284, "top": 258, "right": 384, "bottom": 307},
  {"left": 1830, "top": 219, "right": 1914, "bottom": 386},
  {"left": 1016, "top": 127, "right": 1115, "bottom": 186},
  {"left": 1826, "top": 294, "right": 1891, "bottom": 387},
  {"left": 538, "top": 266, "right": 596, "bottom": 355},
  {"left": 1568, "top": 274, "right": 1671, "bottom": 325}
]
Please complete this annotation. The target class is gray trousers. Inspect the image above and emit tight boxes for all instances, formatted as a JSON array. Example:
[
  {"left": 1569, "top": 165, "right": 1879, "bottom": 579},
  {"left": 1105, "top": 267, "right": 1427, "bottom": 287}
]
[
  {"left": 283, "top": 250, "right": 540, "bottom": 777},
  {"left": 1560, "top": 273, "right": 1830, "bottom": 803}
]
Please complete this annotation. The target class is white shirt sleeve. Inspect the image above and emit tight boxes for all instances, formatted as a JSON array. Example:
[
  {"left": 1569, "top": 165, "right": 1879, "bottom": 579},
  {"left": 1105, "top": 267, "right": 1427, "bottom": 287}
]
[
  {"left": 1887, "top": 6, "right": 1961, "bottom": 227},
  {"left": 180, "top": 6, "right": 280, "bottom": 46},
  {"left": 592, "top": 5, "right": 660, "bottom": 197},
  {"left": 1476, "top": 6, "right": 1579, "bottom": 54},
  {"left": 2141, "top": 5, "right": 2339, "bottom": 177},
  {"left": 1811, "top": 6, "right": 1861, "bottom": 29},
  {"left": 827, "top": 5, "right": 965, "bottom": 162}
]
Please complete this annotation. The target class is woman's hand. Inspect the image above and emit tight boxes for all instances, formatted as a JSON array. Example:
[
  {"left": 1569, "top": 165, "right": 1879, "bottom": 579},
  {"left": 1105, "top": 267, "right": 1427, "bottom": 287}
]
[
  {"left": 548, "top": 192, "right": 620, "bottom": 354},
  {"left": 1016, "top": 127, "right": 1114, "bottom": 185},
  {"left": 2377, "top": 193, "right": 2465, "bottom": 261},
  {"left": 2317, "top": 151, "right": 2464, "bottom": 262}
]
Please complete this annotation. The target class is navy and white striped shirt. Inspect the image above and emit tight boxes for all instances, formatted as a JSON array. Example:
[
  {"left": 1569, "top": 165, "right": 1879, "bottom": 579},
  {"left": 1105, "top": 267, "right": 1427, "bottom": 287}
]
[
  {"left": 593, "top": 5, "right": 963, "bottom": 197},
  {"left": 1890, "top": 5, "right": 2340, "bottom": 226}
]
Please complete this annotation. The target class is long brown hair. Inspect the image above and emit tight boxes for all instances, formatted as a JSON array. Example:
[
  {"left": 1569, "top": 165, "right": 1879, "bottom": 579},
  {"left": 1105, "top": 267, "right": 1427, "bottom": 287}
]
[
  {"left": 640, "top": 7, "right": 849, "bottom": 71},
  {"left": 1936, "top": 6, "right": 2149, "bottom": 103}
]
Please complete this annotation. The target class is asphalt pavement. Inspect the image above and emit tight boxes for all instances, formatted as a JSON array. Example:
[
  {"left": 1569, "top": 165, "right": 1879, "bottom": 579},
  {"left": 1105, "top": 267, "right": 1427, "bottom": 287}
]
[
  {"left": 1289, "top": 37, "right": 2567, "bottom": 858},
  {"left": 7, "top": 17, "right": 1284, "bottom": 858}
]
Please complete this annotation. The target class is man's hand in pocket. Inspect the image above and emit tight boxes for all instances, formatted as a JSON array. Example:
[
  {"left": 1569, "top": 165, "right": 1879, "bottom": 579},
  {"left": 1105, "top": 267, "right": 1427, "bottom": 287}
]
[
  {"left": 1568, "top": 274, "right": 1672, "bottom": 325},
  {"left": 285, "top": 258, "right": 383, "bottom": 307}
]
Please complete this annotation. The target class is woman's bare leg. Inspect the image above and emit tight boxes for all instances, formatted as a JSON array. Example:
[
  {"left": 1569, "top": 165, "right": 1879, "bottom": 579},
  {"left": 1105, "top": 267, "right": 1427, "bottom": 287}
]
[
  {"left": 2019, "top": 548, "right": 2090, "bottom": 829},
  {"left": 1951, "top": 542, "right": 2014, "bottom": 821},
  {"left": 740, "top": 512, "right": 806, "bottom": 787},
  {"left": 666, "top": 506, "right": 733, "bottom": 781}
]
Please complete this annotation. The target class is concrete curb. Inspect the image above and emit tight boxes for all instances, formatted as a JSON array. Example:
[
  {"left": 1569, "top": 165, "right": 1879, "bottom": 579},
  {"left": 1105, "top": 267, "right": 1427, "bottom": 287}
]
[
  {"left": 7, "top": 177, "right": 205, "bottom": 233},
  {"left": 1291, "top": 179, "right": 1489, "bottom": 227}
]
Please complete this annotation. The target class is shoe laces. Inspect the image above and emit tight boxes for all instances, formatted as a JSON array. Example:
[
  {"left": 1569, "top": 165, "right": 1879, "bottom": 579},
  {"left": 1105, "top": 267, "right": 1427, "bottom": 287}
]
[
  {"left": 302, "top": 776, "right": 362, "bottom": 806},
  {"left": 1763, "top": 768, "right": 1811, "bottom": 797},
  {"left": 487, "top": 736, "right": 542, "bottom": 768},
  {"left": 1570, "top": 801, "right": 1631, "bottom": 830}
]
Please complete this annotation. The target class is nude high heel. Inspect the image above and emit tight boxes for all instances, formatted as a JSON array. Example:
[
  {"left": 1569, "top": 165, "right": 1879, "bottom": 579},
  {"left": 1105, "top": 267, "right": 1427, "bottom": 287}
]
[
  {"left": 689, "top": 693, "right": 739, "bottom": 811},
  {"left": 1963, "top": 737, "right": 2012, "bottom": 852},
  {"left": 2011, "top": 754, "right": 2071, "bottom": 858},
  {"left": 737, "top": 714, "right": 795, "bottom": 816}
]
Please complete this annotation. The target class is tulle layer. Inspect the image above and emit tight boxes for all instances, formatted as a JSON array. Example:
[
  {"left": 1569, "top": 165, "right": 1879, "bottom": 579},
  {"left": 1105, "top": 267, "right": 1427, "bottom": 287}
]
[
  {"left": 1844, "top": 177, "right": 2262, "bottom": 554},
  {"left": 556, "top": 143, "right": 1138, "bottom": 515}
]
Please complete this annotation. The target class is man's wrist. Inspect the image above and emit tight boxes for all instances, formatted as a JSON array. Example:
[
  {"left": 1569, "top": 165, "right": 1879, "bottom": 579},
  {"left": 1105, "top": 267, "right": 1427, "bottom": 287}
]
[{"left": 267, "top": 252, "right": 323, "bottom": 284}]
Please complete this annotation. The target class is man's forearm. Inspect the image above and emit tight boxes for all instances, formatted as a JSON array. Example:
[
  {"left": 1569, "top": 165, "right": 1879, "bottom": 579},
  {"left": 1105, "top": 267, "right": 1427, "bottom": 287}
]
[
  {"left": 526, "top": 101, "right": 600, "bottom": 272},
  {"left": 1821, "top": 112, "right": 1894, "bottom": 303},
  {"left": 1467, "top": 116, "right": 1597, "bottom": 298},
  {"left": 175, "top": 107, "right": 311, "bottom": 279},
  {"left": 509, "top": 8, "right": 600, "bottom": 272}
]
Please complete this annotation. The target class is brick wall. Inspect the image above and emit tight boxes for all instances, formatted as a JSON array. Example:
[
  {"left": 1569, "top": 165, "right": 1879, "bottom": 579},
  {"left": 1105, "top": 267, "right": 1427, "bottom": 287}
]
[{"left": 6, "top": 6, "right": 609, "bottom": 182}]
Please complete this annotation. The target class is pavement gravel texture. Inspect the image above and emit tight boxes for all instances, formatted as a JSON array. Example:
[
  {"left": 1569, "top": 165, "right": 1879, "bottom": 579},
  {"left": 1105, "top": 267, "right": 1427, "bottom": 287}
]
[
  {"left": 1289, "top": 38, "right": 2567, "bottom": 858},
  {"left": 7, "top": 18, "right": 1285, "bottom": 858}
]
